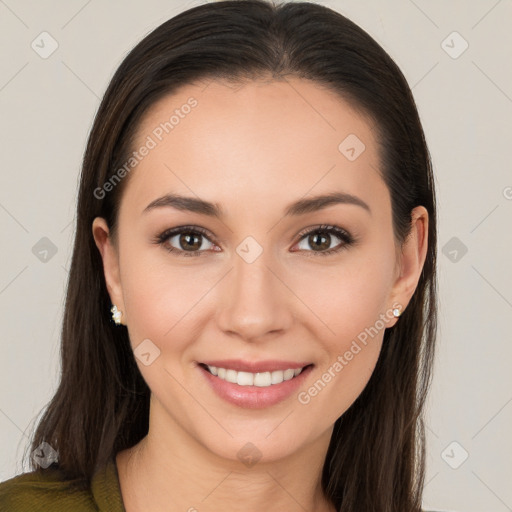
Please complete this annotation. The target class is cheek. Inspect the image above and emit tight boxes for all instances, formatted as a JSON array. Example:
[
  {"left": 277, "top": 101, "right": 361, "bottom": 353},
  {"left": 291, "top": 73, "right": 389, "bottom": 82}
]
[
  {"left": 297, "top": 277, "right": 389, "bottom": 427},
  {"left": 296, "top": 245, "right": 395, "bottom": 413},
  {"left": 304, "top": 246, "right": 396, "bottom": 343},
  {"left": 119, "top": 243, "right": 216, "bottom": 352}
]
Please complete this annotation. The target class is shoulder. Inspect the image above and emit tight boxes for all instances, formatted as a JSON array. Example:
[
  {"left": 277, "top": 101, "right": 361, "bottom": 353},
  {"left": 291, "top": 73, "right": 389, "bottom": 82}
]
[
  {"left": 0, "top": 467, "right": 96, "bottom": 511},
  {"left": 0, "top": 460, "right": 123, "bottom": 512}
]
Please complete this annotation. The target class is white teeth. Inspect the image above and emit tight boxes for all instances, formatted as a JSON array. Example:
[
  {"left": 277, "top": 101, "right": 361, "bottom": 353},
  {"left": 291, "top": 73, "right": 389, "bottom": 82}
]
[
  {"left": 283, "top": 369, "right": 295, "bottom": 380},
  {"left": 271, "top": 370, "right": 283, "bottom": 384},
  {"left": 206, "top": 365, "right": 305, "bottom": 387},
  {"left": 253, "top": 372, "right": 271, "bottom": 387},
  {"left": 237, "top": 371, "right": 254, "bottom": 386},
  {"left": 225, "top": 369, "right": 237, "bottom": 384}
]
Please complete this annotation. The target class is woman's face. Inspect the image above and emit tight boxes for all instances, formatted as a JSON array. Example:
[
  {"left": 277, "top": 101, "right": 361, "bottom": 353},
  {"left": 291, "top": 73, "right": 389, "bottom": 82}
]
[{"left": 93, "top": 77, "right": 427, "bottom": 463}]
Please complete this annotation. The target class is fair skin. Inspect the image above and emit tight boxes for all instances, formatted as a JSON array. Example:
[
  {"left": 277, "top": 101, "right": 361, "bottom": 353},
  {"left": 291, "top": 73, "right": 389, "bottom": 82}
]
[{"left": 92, "top": 77, "right": 428, "bottom": 512}]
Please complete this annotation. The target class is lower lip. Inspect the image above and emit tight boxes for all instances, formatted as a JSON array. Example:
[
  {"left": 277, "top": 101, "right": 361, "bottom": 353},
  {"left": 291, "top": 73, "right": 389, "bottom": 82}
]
[{"left": 199, "top": 364, "right": 313, "bottom": 409}]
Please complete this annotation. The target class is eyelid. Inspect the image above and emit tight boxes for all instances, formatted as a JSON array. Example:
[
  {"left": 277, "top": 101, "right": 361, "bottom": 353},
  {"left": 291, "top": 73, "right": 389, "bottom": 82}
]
[{"left": 295, "top": 223, "right": 352, "bottom": 241}]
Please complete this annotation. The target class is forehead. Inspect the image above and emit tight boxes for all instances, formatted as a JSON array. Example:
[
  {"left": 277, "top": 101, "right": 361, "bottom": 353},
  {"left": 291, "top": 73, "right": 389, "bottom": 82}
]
[{"left": 121, "top": 77, "right": 387, "bottom": 217}]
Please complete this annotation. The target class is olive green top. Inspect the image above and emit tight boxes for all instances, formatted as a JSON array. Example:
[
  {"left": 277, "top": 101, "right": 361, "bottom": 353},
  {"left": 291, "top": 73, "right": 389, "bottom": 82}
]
[{"left": 0, "top": 458, "right": 125, "bottom": 511}]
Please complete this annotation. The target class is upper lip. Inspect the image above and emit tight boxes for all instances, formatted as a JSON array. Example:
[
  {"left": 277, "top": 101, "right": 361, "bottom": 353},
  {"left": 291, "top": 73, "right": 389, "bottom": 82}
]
[{"left": 200, "top": 359, "right": 312, "bottom": 373}]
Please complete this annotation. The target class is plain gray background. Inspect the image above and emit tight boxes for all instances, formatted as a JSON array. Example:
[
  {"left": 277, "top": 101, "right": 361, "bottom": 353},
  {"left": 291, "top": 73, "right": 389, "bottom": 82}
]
[{"left": 0, "top": 1, "right": 511, "bottom": 511}]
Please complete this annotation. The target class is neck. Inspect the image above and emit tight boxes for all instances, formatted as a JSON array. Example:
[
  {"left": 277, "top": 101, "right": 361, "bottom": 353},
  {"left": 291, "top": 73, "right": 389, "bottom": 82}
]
[{"left": 116, "top": 396, "right": 336, "bottom": 512}]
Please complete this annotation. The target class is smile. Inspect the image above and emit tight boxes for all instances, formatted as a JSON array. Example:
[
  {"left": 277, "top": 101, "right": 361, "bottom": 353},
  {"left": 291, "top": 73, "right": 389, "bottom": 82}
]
[
  {"left": 198, "top": 361, "right": 314, "bottom": 409},
  {"left": 203, "top": 364, "right": 306, "bottom": 387}
]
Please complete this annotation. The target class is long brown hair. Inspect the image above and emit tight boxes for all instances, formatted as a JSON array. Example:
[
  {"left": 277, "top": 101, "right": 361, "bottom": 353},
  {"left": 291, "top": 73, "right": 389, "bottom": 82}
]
[{"left": 28, "top": 1, "right": 437, "bottom": 510}]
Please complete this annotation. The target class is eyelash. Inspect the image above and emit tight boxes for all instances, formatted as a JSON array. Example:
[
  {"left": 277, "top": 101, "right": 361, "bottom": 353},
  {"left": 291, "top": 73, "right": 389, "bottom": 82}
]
[{"left": 153, "top": 224, "right": 355, "bottom": 258}]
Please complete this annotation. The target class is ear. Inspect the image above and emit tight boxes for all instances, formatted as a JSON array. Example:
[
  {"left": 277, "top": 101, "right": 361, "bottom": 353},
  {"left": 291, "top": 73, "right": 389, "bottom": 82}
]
[
  {"left": 387, "top": 206, "right": 429, "bottom": 326},
  {"left": 92, "top": 217, "right": 126, "bottom": 325}
]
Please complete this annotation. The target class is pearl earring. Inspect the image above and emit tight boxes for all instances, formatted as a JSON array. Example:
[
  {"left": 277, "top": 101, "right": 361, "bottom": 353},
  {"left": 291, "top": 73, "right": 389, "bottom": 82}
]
[
  {"left": 111, "top": 304, "right": 123, "bottom": 325},
  {"left": 392, "top": 307, "right": 402, "bottom": 318}
]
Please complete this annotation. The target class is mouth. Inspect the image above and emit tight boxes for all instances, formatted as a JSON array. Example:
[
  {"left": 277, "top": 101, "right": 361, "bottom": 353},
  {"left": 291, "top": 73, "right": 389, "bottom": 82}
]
[
  {"left": 197, "top": 359, "right": 314, "bottom": 408},
  {"left": 199, "top": 362, "right": 314, "bottom": 388}
]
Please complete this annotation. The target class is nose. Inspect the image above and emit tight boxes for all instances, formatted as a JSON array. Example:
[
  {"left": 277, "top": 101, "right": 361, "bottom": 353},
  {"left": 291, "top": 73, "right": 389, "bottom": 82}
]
[{"left": 216, "top": 249, "right": 294, "bottom": 342}]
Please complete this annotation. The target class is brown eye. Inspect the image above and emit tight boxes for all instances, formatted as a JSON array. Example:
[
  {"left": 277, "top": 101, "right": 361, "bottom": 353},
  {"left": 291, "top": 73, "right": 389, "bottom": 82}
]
[
  {"left": 294, "top": 225, "right": 354, "bottom": 256},
  {"left": 175, "top": 232, "right": 204, "bottom": 251},
  {"left": 305, "top": 232, "right": 332, "bottom": 251},
  {"left": 155, "top": 226, "right": 215, "bottom": 257}
]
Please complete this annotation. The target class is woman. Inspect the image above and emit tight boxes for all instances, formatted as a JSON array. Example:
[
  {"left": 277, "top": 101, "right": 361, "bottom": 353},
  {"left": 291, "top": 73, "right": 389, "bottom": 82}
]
[{"left": 0, "top": 1, "right": 437, "bottom": 510}]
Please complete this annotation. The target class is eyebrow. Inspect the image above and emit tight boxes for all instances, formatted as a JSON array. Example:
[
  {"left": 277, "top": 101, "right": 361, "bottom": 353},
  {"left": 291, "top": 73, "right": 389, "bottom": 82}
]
[{"left": 143, "top": 191, "right": 371, "bottom": 217}]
